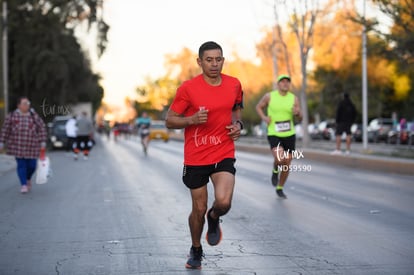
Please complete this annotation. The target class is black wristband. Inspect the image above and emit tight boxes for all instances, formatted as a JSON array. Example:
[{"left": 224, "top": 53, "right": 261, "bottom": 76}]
[{"left": 235, "top": 120, "right": 244, "bottom": 130}]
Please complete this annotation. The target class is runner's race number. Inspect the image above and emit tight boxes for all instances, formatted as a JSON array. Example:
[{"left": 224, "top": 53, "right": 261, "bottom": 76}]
[{"left": 275, "top": 120, "right": 291, "bottom": 132}]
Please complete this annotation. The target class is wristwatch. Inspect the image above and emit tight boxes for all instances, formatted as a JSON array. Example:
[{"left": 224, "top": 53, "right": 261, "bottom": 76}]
[{"left": 235, "top": 120, "right": 244, "bottom": 130}]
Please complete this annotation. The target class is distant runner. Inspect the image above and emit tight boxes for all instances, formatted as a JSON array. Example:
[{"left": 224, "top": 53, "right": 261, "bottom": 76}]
[
  {"left": 256, "top": 74, "right": 302, "bottom": 199},
  {"left": 136, "top": 111, "right": 151, "bottom": 155}
]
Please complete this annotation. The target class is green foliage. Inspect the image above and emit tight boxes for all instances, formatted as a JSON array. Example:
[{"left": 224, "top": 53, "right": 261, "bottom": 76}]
[
  {"left": 372, "top": 0, "right": 414, "bottom": 66},
  {"left": 6, "top": 0, "right": 107, "bottom": 120},
  {"left": 309, "top": 1, "right": 414, "bottom": 122}
]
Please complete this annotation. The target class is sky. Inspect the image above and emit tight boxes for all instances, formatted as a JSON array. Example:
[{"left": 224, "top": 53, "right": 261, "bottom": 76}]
[
  {"left": 90, "top": 0, "right": 384, "bottom": 107},
  {"left": 92, "top": 0, "right": 277, "bottom": 107}
]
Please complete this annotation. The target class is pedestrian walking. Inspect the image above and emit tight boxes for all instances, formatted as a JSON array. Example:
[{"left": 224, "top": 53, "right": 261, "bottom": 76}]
[
  {"left": 331, "top": 92, "right": 356, "bottom": 155},
  {"left": 165, "top": 41, "right": 244, "bottom": 269},
  {"left": 0, "top": 97, "right": 47, "bottom": 193},
  {"left": 74, "top": 112, "right": 94, "bottom": 160},
  {"left": 256, "top": 75, "right": 302, "bottom": 199},
  {"left": 65, "top": 115, "right": 77, "bottom": 153}
]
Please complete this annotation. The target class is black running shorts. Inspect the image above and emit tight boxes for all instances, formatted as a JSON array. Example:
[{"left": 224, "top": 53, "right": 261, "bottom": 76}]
[
  {"left": 336, "top": 122, "right": 352, "bottom": 135},
  {"left": 182, "top": 158, "right": 236, "bottom": 189},
  {"left": 267, "top": 135, "right": 296, "bottom": 152}
]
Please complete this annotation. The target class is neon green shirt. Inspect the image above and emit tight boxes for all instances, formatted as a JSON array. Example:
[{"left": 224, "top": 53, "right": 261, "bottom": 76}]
[{"left": 267, "top": 90, "right": 296, "bottom": 137}]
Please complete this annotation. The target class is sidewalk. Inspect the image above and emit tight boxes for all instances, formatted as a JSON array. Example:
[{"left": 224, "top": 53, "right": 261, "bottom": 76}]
[
  {"left": 0, "top": 154, "right": 16, "bottom": 175},
  {"left": 236, "top": 137, "right": 414, "bottom": 175},
  {"left": 167, "top": 133, "right": 414, "bottom": 175}
]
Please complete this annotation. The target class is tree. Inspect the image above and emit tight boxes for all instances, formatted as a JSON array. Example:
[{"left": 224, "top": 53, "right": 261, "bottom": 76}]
[
  {"left": 164, "top": 47, "right": 200, "bottom": 84},
  {"left": 372, "top": 0, "right": 414, "bottom": 66},
  {"left": 6, "top": 0, "right": 108, "bottom": 120},
  {"left": 344, "top": 0, "right": 414, "bottom": 119},
  {"left": 312, "top": 2, "right": 413, "bottom": 120},
  {"left": 135, "top": 76, "right": 179, "bottom": 118},
  {"left": 311, "top": 7, "right": 364, "bottom": 120},
  {"left": 269, "top": 0, "right": 294, "bottom": 89},
  {"left": 371, "top": 0, "right": 414, "bottom": 119},
  {"left": 288, "top": 0, "right": 327, "bottom": 147},
  {"left": 155, "top": 47, "right": 273, "bottom": 124}
]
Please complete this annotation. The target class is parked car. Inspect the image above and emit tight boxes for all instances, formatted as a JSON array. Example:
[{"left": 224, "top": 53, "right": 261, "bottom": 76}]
[
  {"left": 318, "top": 120, "right": 336, "bottom": 140},
  {"left": 294, "top": 123, "right": 322, "bottom": 140},
  {"left": 252, "top": 121, "right": 267, "bottom": 138},
  {"left": 149, "top": 120, "right": 169, "bottom": 142},
  {"left": 409, "top": 124, "right": 414, "bottom": 146},
  {"left": 308, "top": 123, "right": 321, "bottom": 140},
  {"left": 387, "top": 121, "right": 414, "bottom": 145},
  {"left": 295, "top": 124, "right": 303, "bottom": 140},
  {"left": 351, "top": 123, "right": 362, "bottom": 142},
  {"left": 48, "top": 116, "right": 71, "bottom": 149},
  {"left": 367, "top": 118, "right": 393, "bottom": 143}
]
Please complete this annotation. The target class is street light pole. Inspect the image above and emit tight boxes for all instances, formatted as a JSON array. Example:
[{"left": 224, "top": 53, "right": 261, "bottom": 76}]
[
  {"left": 2, "top": 0, "right": 8, "bottom": 117},
  {"left": 362, "top": 0, "right": 368, "bottom": 150}
]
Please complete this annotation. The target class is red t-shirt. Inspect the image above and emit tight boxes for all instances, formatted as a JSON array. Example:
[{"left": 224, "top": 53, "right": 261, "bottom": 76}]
[{"left": 170, "top": 74, "right": 243, "bottom": 165}]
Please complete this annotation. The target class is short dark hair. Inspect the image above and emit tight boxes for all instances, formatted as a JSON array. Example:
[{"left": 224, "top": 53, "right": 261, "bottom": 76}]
[
  {"left": 17, "top": 96, "right": 29, "bottom": 106},
  {"left": 198, "top": 41, "right": 223, "bottom": 59}
]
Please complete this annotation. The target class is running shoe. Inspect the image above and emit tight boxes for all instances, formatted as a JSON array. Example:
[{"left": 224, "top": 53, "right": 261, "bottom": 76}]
[
  {"left": 330, "top": 150, "right": 342, "bottom": 155},
  {"left": 206, "top": 208, "right": 222, "bottom": 246},
  {"left": 276, "top": 188, "right": 287, "bottom": 199},
  {"left": 20, "top": 185, "right": 28, "bottom": 194},
  {"left": 185, "top": 246, "right": 203, "bottom": 269},
  {"left": 271, "top": 171, "right": 279, "bottom": 186}
]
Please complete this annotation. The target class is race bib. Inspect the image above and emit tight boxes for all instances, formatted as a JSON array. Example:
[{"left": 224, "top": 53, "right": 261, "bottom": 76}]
[{"left": 275, "top": 120, "right": 291, "bottom": 132}]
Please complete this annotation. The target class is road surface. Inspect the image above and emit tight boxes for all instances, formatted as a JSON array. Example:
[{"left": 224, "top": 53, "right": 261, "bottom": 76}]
[{"left": 0, "top": 136, "right": 413, "bottom": 274}]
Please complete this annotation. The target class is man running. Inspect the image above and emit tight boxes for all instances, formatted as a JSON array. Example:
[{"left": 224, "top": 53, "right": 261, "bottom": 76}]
[
  {"left": 165, "top": 41, "right": 243, "bottom": 269},
  {"left": 256, "top": 75, "right": 302, "bottom": 199},
  {"left": 135, "top": 111, "right": 151, "bottom": 155}
]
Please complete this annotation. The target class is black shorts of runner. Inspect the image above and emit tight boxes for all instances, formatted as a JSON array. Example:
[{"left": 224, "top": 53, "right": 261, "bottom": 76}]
[
  {"left": 75, "top": 135, "right": 94, "bottom": 151},
  {"left": 140, "top": 128, "right": 150, "bottom": 139},
  {"left": 182, "top": 158, "right": 236, "bottom": 189},
  {"left": 336, "top": 122, "right": 352, "bottom": 135},
  {"left": 267, "top": 135, "right": 296, "bottom": 151}
]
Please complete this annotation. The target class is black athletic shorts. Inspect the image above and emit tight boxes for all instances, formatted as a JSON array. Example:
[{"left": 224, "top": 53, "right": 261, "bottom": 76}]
[
  {"left": 267, "top": 135, "right": 296, "bottom": 152},
  {"left": 336, "top": 122, "right": 352, "bottom": 135},
  {"left": 182, "top": 158, "right": 236, "bottom": 189}
]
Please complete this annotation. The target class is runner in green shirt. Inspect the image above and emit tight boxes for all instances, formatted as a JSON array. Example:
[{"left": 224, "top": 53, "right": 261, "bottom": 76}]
[{"left": 256, "top": 75, "right": 302, "bottom": 198}]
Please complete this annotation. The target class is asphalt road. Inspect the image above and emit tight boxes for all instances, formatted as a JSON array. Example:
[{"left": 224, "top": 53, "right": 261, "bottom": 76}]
[{"left": 0, "top": 136, "right": 413, "bottom": 275}]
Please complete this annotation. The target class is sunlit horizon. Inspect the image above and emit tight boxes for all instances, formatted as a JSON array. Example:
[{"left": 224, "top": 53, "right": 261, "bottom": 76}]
[
  {"left": 87, "top": 0, "right": 389, "bottom": 111},
  {"left": 92, "top": 0, "right": 277, "bottom": 107}
]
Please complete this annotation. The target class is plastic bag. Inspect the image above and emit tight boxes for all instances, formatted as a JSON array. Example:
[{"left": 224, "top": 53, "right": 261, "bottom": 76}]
[{"left": 36, "top": 156, "right": 51, "bottom": 184}]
